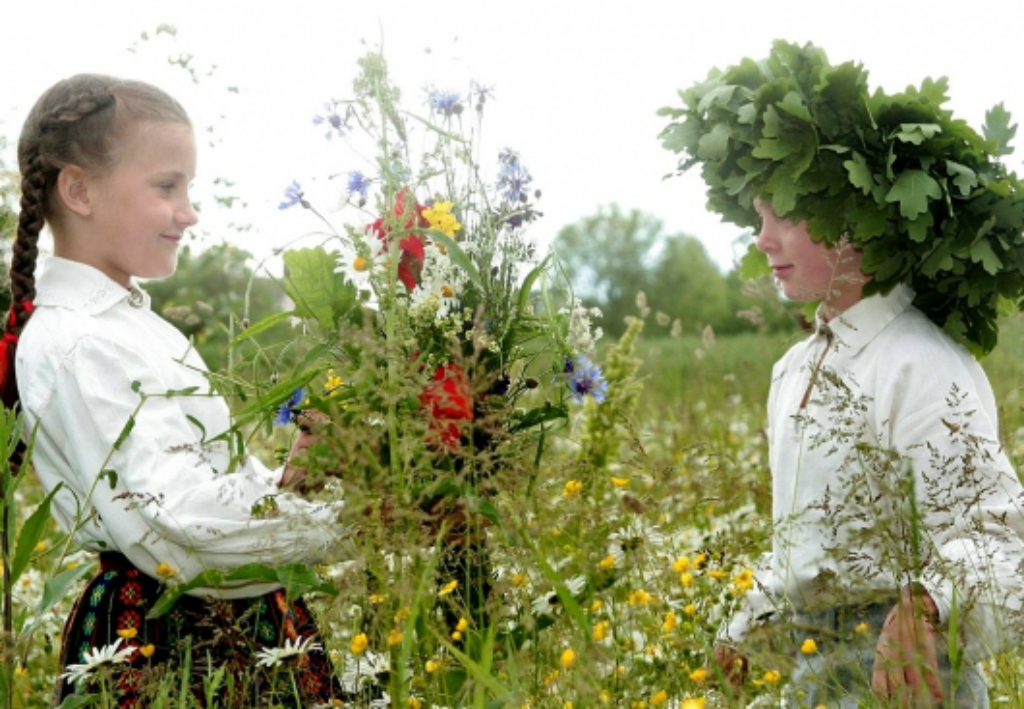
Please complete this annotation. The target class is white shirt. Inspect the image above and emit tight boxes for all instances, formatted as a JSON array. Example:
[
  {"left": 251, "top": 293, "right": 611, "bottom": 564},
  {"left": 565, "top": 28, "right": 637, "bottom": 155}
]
[
  {"left": 16, "top": 258, "right": 345, "bottom": 598},
  {"left": 724, "top": 284, "right": 1024, "bottom": 663}
]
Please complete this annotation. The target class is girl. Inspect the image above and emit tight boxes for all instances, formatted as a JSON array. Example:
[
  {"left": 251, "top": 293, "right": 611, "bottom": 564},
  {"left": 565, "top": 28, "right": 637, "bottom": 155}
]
[
  {"left": 661, "top": 42, "right": 1024, "bottom": 707},
  {"left": 7, "top": 74, "right": 345, "bottom": 707}
]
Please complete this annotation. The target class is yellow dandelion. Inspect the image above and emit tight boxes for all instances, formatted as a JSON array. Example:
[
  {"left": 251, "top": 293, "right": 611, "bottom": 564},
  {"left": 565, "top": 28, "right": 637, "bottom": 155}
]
[
  {"left": 651, "top": 690, "right": 669, "bottom": 706},
  {"left": 593, "top": 620, "right": 611, "bottom": 641},
  {"left": 680, "top": 698, "right": 706, "bottom": 709},
  {"left": 350, "top": 633, "right": 369, "bottom": 655},
  {"left": 353, "top": 255, "right": 370, "bottom": 272},
  {"left": 672, "top": 556, "right": 691, "bottom": 573},
  {"left": 425, "top": 658, "right": 443, "bottom": 673},
  {"left": 388, "top": 628, "right": 403, "bottom": 646},
  {"left": 155, "top": 562, "right": 176, "bottom": 579},
  {"left": 683, "top": 603, "right": 697, "bottom": 616},
  {"left": 801, "top": 638, "right": 818, "bottom": 655},
  {"left": 117, "top": 627, "right": 138, "bottom": 640},
  {"left": 591, "top": 599, "right": 603, "bottom": 612},
  {"left": 689, "top": 668, "right": 708, "bottom": 683},
  {"left": 610, "top": 476, "right": 629, "bottom": 488},
  {"left": 679, "top": 572, "right": 694, "bottom": 587},
  {"left": 438, "top": 579, "right": 459, "bottom": 597},
  {"left": 559, "top": 648, "right": 577, "bottom": 669},
  {"left": 663, "top": 610, "right": 678, "bottom": 632},
  {"left": 139, "top": 644, "right": 156, "bottom": 658},
  {"left": 599, "top": 554, "right": 616, "bottom": 569},
  {"left": 563, "top": 480, "right": 583, "bottom": 497},
  {"left": 764, "top": 669, "right": 781, "bottom": 684},
  {"left": 854, "top": 621, "right": 869, "bottom": 634}
]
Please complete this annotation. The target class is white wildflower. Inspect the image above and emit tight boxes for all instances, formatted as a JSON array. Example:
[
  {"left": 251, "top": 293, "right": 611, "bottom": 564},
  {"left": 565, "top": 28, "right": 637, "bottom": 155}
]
[
  {"left": 255, "top": 635, "right": 323, "bottom": 668},
  {"left": 60, "top": 638, "right": 135, "bottom": 685},
  {"left": 559, "top": 298, "right": 603, "bottom": 355},
  {"left": 530, "top": 574, "right": 587, "bottom": 616}
]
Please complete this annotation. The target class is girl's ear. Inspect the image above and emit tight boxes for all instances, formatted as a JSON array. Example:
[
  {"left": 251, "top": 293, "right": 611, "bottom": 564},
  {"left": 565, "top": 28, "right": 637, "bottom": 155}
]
[{"left": 56, "top": 165, "right": 94, "bottom": 217}]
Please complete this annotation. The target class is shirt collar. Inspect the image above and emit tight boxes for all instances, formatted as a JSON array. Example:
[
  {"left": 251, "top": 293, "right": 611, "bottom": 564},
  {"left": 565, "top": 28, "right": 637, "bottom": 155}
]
[
  {"left": 815, "top": 283, "right": 914, "bottom": 355},
  {"left": 34, "top": 257, "right": 151, "bottom": 315}
]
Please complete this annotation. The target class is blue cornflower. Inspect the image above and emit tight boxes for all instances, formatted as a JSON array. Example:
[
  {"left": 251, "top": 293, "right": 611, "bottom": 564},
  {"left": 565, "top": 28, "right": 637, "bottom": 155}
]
[
  {"left": 426, "top": 87, "right": 463, "bottom": 116},
  {"left": 312, "top": 103, "right": 347, "bottom": 140},
  {"left": 470, "top": 81, "right": 495, "bottom": 110},
  {"left": 566, "top": 356, "right": 607, "bottom": 403},
  {"left": 496, "top": 148, "right": 532, "bottom": 203},
  {"left": 346, "top": 171, "right": 371, "bottom": 200},
  {"left": 275, "top": 388, "right": 307, "bottom": 425},
  {"left": 278, "top": 181, "right": 306, "bottom": 210}
]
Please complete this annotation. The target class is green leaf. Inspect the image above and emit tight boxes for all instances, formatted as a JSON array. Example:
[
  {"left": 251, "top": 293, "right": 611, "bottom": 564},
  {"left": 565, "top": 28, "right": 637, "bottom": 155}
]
[
  {"left": 427, "top": 231, "right": 483, "bottom": 289},
  {"left": 739, "top": 244, "right": 771, "bottom": 280},
  {"left": 281, "top": 247, "right": 359, "bottom": 331},
  {"left": 509, "top": 403, "right": 568, "bottom": 433},
  {"left": 697, "top": 123, "right": 731, "bottom": 161},
  {"left": 112, "top": 416, "right": 135, "bottom": 451},
  {"left": 945, "top": 160, "right": 978, "bottom": 197},
  {"left": 230, "top": 311, "right": 293, "bottom": 345},
  {"left": 984, "top": 103, "right": 1017, "bottom": 156},
  {"left": 970, "top": 239, "right": 1003, "bottom": 275},
  {"left": 11, "top": 483, "right": 62, "bottom": 584},
  {"left": 895, "top": 123, "right": 942, "bottom": 145},
  {"left": 884, "top": 170, "right": 942, "bottom": 219},
  {"left": 38, "top": 563, "right": 94, "bottom": 617},
  {"left": 843, "top": 152, "right": 875, "bottom": 195}
]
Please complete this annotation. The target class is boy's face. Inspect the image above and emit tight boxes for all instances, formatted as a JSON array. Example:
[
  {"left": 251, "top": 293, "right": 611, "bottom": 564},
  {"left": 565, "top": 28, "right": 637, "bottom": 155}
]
[{"left": 754, "top": 200, "right": 867, "bottom": 317}]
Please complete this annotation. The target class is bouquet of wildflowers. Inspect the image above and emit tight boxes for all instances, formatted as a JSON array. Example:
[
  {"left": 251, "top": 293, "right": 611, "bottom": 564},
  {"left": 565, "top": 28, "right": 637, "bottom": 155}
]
[{"left": 235, "top": 51, "right": 610, "bottom": 642}]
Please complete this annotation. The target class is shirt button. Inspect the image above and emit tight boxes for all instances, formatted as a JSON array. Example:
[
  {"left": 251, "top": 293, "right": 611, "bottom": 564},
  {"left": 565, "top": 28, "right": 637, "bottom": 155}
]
[{"left": 127, "top": 288, "right": 145, "bottom": 308}]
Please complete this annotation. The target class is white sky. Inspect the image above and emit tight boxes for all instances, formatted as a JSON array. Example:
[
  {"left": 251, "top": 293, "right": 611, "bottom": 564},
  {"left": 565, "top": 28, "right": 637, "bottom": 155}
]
[{"left": 4, "top": 0, "right": 1023, "bottom": 272}]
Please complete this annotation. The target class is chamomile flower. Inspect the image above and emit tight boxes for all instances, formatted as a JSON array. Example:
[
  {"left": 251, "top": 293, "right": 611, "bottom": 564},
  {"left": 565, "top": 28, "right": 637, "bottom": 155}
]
[
  {"left": 255, "top": 636, "right": 324, "bottom": 668},
  {"left": 531, "top": 575, "right": 586, "bottom": 616},
  {"left": 60, "top": 638, "right": 135, "bottom": 685}
]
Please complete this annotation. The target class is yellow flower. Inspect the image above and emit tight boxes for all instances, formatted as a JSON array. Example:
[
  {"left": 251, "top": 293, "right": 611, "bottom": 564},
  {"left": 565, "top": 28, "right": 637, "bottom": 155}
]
[
  {"left": 651, "top": 690, "right": 669, "bottom": 706},
  {"left": 511, "top": 573, "right": 529, "bottom": 588},
  {"left": 155, "top": 562, "right": 176, "bottom": 579},
  {"left": 801, "top": 638, "right": 818, "bottom": 655},
  {"left": 689, "top": 668, "right": 708, "bottom": 682},
  {"left": 599, "top": 554, "right": 616, "bottom": 569},
  {"left": 14, "top": 665, "right": 28, "bottom": 677},
  {"left": 544, "top": 669, "right": 559, "bottom": 687},
  {"left": 455, "top": 617, "right": 469, "bottom": 633},
  {"left": 707, "top": 569, "right": 728, "bottom": 581},
  {"left": 672, "top": 556, "right": 691, "bottom": 573},
  {"left": 694, "top": 552, "right": 708, "bottom": 569},
  {"left": 563, "top": 480, "right": 583, "bottom": 497},
  {"left": 600, "top": 690, "right": 611, "bottom": 704},
  {"left": 325, "top": 370, "right": 344, "bottom": 397},
  {"left": 350, "top": 633, "right": 369, "bottom": 655},
  {"left": 353, "top": 255, "right": 370, "bottom": 272},
  {"left": 610, "top": 476, "right": 629, "bottom": 488},
  {"left": 422, "top": 201, "right": 462, "bottom": 237},
  {"left": 438, "top": 579, "right": 459, "bottom": 596},
  {"left": 662, "top": 610, "right": 678, "bottom": 632},
  {"left": 559, "top": 648, "right": 577, "bottom": 669},
  {"left": 34, "top": 540, "right": 47, "bottom": 553},
  {"left": 395, "top": 606, "right": 412, "bottom": 622},
  {"left": 117, "top": 627, "right": 138, "bottom": 640},
  {"left": 683, "top": 603, "right": 696, "bottom": 616},
  {"left": 591, "top": 599, "right": 603, "bottom": 612},
  {"left": 629, "top": 589, "right": 653, "bottom": 606},
  {"left": 679, "top": 572, "right": 694, "bottom": 587},
  {"left": 441, "top": 284, "right": 454, "bottom": 298},
  {"left": 451, "top": 631, "right": 463, "bottom": 641},
  {"left": 763, "top": 669, "right": 781, "bottom": 684},
  {"left": 425, "top": 658, "right": 443, "bottom": 673},
  {"left": 563, "top": 703, "right": 573, "bottom": 709},
  {"left": 368, "top": 593, "right": 386, "bottom": 604},
  {"left": 593, "top": 620, "right": 611, "bottom": 641},
  {"left": 407, "top": 699, "right": 423, "bottom": 709},
  {"left": 680, "top": 698, "right": 706, "bottom": 709},
  {"left": 388, "top": 628, "right": 403, "bottom": 646},
  {"left": 139, "top": 644, "right": 156, "bottom": 658},
  {"left": 854, "top": 621, "right": 869, "bottom": 634}
]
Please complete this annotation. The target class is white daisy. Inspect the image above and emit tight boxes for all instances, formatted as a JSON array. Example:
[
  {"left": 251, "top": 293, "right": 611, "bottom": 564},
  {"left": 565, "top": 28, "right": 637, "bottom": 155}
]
[
  {"left": 530, "top": 574, "right": 587, "bottom": 616},
  {"left": 255, "top": 635, "right": 324, "bottom": 668},
  {"left": 60, "top": 638, "right": 135, "bottom": 685}
]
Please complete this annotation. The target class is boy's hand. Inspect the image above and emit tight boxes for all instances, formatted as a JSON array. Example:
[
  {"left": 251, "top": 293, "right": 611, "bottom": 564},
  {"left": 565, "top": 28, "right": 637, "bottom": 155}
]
[{"left": 871, "top": 586, "right": 943, "bottom": 707}]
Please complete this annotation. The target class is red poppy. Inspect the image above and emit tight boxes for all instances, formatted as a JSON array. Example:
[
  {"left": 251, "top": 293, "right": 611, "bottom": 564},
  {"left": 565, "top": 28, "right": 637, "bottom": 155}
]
[
  {"left": 369, "top": 189, "right": 428, "bottom": 290},
  {"left": 419, "top": 363, "right": 474, "bottom": 449}
]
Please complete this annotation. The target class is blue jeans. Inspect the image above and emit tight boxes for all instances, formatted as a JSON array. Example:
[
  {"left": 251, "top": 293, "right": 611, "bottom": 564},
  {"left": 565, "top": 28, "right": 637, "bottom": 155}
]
[{"left": 784, "top": 603, "right": 989, "bottom": 708}]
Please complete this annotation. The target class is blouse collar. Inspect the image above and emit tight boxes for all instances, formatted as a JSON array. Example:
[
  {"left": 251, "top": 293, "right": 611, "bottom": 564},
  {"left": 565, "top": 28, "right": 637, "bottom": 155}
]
[
  {"left": 815, "top": 283, "right": 915, "bottom": 356},
  {"left": 33, "top": 257, "right": 151, "bottom": 315}
]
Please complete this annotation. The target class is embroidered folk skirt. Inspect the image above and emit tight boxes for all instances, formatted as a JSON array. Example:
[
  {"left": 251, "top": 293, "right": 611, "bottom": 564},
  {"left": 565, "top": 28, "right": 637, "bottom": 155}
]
[{"left": 55, "top": 552, "right": 343, "bottom": 708}]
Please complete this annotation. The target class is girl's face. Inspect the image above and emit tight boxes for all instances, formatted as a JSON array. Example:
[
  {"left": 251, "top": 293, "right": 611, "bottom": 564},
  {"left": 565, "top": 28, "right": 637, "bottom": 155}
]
[
  {"left": 77, "top": 121, "right": 198, "bottom": 287},
  {"left": 754, "top": 200, "right": 867, "bottom": 319}
]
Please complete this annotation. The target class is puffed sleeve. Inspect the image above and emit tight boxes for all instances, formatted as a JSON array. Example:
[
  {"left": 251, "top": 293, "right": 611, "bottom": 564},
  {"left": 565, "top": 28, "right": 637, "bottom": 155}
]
[{"left": 41, "top": 332, "right": 346, "bottom": 597}]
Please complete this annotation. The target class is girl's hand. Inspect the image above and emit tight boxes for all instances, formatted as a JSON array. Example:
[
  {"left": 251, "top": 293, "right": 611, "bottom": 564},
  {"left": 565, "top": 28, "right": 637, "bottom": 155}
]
[
  {"left": 280, "top": 411, "right": 331, "bottom": 491},
  {"left": 871, "top": 586, "right": 943, "bottom": 707}
]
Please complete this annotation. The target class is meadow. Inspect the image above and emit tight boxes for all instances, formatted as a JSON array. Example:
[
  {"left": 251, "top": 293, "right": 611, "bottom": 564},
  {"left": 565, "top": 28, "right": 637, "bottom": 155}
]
[{"left": 6, "top": 309, "right": 1024, "bottom": 708}]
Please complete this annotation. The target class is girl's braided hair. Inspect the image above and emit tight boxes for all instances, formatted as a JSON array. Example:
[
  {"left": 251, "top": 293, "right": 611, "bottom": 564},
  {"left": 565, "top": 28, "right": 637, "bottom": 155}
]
[{"left": 3, "top": 74, "right": 190, "bottom": 411}]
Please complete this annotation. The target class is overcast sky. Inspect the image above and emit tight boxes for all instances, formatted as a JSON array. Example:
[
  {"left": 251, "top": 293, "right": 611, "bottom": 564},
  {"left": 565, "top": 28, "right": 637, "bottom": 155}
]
[{"left": 4, "top": 0, "right": 1023, "bottom": 271}]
